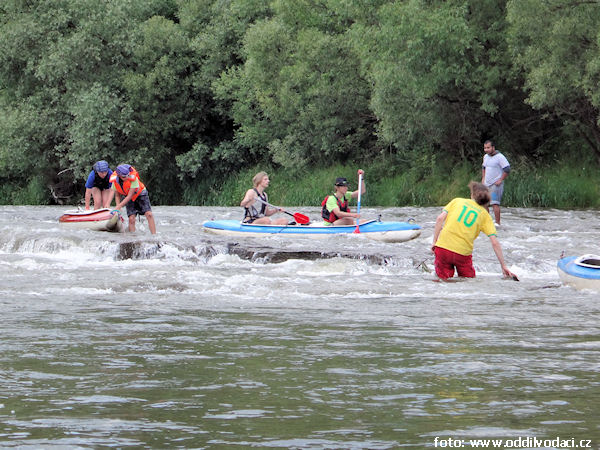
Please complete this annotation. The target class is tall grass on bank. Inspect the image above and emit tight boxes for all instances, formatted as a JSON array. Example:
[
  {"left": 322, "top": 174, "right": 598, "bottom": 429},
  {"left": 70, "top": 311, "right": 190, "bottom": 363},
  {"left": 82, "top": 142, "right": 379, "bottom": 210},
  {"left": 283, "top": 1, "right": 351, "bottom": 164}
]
[
  {"left": 199, "top": 161, "right": 480, "bottom": 207},
  {"left": 0, "top": 178, "right": 49, "bottom": 205},
  {"left": 195, "top": 156, "right": 600, "bottom": 210},
  {"left": 4, "top": 155, "right": 598, "bottom": 209},
  {"left": 208, "top": 164, "right": 365, "bottom": 207},
  {"left": 505, "top": 159, "right": 599, "bottom": 208}
]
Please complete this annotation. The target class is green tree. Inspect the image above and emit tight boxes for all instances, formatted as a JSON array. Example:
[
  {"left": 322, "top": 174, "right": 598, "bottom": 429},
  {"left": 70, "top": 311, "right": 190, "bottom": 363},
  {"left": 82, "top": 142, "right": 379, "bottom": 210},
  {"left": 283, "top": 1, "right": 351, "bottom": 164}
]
[
  {"left": 121, "top": 14, "right": 205, "bottom": 203},
  {"left": 174, "top": 0, "right": 274, "bottom": 194},
  {"left": 214, "top": 0, "right": 375, "bottom": 170},
  {"left": 507, "top": 0, "right": 600, "bottom": 161},
  {"left": 352, "top": 1, "right": 507, "bottom": 161},
  {"left": 0, "top": 0, "right": 183, "bottom": 202}
]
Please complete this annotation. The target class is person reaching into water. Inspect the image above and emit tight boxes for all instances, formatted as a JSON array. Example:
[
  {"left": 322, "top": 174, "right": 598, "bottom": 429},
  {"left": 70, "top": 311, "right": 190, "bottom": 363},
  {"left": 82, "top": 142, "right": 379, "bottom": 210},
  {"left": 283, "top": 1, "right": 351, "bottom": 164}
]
[
  {"left": 108, "top": 164, "right": 157, "bottom": 234},
  {"left": 84, "top": 160, "right": 113, "bottom": 210},
  {"left": 240, "top": 172, "right": 289, "bottom": 225},
  {"left": 431, "top": 181, "right": 516, "bottom": 280},
  {"left": 321, "top": 170, "right": 366, "bottom": 226}
]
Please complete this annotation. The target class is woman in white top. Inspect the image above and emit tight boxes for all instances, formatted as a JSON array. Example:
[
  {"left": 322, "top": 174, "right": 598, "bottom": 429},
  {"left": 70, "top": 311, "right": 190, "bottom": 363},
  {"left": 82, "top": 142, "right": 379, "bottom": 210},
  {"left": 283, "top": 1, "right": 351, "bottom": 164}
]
[{"left": 240, "top": 172, "right": 289, "bottom": 225}]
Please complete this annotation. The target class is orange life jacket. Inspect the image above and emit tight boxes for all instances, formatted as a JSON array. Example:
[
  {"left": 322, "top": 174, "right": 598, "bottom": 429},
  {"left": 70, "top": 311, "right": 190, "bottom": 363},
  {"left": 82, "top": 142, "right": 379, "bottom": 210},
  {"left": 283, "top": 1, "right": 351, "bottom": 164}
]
[{"left": 109, "top": 168, "right": 146, "bottom": 201}]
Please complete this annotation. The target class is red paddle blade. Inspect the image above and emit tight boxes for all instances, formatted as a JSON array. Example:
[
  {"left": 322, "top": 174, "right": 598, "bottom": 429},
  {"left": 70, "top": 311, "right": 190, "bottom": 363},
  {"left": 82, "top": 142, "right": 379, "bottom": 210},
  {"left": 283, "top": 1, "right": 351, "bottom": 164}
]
[
  {"left": 353, "top": 225, "right": 360, "bottom": 234},
  {"left": 293, "top": 213, "right": 310, "bottom": 224}
]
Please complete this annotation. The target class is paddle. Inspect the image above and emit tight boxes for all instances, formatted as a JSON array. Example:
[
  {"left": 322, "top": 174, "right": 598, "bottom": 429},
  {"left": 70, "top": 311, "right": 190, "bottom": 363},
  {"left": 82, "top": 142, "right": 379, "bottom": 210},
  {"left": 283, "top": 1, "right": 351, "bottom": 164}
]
[
  {"left": 353, "top": 170, "right": 363, "bottom": 234},
  {"left": 255, "top": 198, "right": 310, "bottom": 224}
]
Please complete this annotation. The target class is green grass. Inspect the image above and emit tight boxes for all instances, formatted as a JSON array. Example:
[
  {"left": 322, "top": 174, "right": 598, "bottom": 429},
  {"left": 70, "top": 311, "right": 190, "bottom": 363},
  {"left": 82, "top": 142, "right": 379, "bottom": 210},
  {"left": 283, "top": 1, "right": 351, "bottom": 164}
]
[
  {"left": 195, "top": 156, "right": 600, "bottom": 209},
  {"left": 6, "top": 153, "right": 600, "bottom": 209},
  {"left": 505, "top": 162, "right": 599, "bottom": 208},
  {"left": 0, "top": 178, "right": 49, "bottom": 205}
]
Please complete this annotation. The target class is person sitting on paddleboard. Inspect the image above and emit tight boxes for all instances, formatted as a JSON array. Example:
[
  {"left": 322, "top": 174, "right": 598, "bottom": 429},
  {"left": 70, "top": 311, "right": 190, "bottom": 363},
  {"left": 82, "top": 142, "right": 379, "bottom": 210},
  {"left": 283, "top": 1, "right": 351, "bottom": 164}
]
[
  {"left": 431, "top": 181, "right": 516, "bottom": 280},
  {"left": 84, "top": 160, "right": 113, "bottom": 210},
  {"left": 241, "top": 172, "right": 289, "bottom": 225},
  {"left": 107, "top": 164, "right": 157, "bottom": 234},
  {"left": 321, "top": 170, "right": 366, "bottom": 226}
]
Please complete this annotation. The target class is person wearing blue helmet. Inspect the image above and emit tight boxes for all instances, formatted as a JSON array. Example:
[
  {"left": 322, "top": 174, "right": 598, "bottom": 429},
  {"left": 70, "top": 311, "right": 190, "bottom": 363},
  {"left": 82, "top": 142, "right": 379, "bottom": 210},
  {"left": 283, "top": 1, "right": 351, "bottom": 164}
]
[{"left": 84, "top": 160, "right": 114, "bottom": 210}]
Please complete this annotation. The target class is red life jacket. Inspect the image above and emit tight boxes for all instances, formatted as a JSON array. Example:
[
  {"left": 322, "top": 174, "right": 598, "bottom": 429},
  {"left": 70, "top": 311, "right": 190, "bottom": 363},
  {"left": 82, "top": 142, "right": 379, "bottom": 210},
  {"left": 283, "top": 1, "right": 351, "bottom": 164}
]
[
  {"left": 109, "top": 168, "right": 146, "bottom": 201},
  {"left": 321, "top": 194, "right": 350, "bottom": 223}
]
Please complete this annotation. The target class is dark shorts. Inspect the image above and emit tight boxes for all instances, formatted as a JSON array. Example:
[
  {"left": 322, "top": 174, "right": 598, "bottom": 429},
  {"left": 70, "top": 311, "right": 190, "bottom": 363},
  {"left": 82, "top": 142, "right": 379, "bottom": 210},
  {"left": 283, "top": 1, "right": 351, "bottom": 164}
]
[
  {"left": 434, "top": 246, "right": 475, "bottom": 279},
  {"left": 89, "top": 185, "right": 111, "bottom": 191},
  {"left": 242, "top": 214, "right": 265, "bottom": 224},
  {"left": 126, "top": 191, "right": 152, "bottom": 217}
]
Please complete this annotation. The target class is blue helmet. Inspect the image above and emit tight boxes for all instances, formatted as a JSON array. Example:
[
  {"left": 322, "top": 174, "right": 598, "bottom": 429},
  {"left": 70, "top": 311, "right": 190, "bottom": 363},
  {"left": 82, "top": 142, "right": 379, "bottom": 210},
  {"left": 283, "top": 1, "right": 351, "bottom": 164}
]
[
  {"left": 93, "top": 160, "right": 110, "bottom": 173},
  {"left": 116, "top": 164, "right": 132, "bottom": 176}
]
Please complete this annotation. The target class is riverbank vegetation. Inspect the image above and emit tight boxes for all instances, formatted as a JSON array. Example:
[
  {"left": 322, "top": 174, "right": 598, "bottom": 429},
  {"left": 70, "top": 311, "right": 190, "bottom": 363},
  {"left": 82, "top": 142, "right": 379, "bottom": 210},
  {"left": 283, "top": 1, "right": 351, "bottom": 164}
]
[
  {"left": 182, "top": 152, "right": 600, "bottom": 209},
  {"left": 1, "top": 0, "right": 600, "bottom": 208}
]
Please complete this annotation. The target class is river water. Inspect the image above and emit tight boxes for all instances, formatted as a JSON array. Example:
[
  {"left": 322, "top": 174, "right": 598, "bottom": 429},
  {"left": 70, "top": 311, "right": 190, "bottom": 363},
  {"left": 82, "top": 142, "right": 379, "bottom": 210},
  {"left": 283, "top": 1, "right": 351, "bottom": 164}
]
[{"left": 0, "top": 205, "right": 599, "bottom": 449}]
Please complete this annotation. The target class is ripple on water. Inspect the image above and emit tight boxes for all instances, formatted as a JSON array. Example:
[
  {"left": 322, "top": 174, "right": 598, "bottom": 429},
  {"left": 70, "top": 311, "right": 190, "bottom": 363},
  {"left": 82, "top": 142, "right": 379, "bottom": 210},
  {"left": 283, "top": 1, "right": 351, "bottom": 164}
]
[{"left": 2, "top": 206, "right": 600, "bottom": 447}]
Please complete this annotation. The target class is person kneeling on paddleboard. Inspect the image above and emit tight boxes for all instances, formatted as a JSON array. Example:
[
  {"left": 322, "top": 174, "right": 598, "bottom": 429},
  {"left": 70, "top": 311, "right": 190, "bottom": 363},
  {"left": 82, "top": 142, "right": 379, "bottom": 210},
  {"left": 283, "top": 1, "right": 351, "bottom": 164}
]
[{"left": 431, "top": 181, "right": 517, "bottom": 280}]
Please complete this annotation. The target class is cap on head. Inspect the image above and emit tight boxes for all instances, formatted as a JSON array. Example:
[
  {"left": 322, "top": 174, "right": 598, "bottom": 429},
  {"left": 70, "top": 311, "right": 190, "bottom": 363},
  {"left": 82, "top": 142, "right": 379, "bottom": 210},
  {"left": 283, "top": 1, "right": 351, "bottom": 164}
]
[
  {"left": 93, "top": 160, "right": 109, "bottom": 173},
  {"left": 335, "top": 177, "right": 348, "bottom": 187},
  {"left": 116, "top": 164, "right": 131, "bottom": 177}
]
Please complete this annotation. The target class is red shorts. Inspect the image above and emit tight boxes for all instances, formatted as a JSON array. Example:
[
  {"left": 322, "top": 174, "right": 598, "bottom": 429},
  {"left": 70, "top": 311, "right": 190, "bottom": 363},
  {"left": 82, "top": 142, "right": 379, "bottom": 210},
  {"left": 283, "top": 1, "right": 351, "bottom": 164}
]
[{"left": 434, "top": 246, "right": 475, "bottom": 279}]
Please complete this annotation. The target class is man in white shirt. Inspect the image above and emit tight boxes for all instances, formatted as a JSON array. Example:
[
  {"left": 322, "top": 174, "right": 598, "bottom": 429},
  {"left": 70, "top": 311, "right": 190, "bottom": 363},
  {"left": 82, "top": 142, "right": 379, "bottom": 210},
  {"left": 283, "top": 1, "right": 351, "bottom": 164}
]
[{"left": 481, "top": 140, "right": 510, "bottom": 225}]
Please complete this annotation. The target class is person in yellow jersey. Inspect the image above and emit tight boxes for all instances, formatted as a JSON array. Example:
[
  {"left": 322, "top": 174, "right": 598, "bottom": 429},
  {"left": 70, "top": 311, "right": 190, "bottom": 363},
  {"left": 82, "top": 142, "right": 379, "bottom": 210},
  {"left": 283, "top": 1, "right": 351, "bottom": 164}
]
[{"left": 431, "top": 181, "right": 516, "bottom": 280}]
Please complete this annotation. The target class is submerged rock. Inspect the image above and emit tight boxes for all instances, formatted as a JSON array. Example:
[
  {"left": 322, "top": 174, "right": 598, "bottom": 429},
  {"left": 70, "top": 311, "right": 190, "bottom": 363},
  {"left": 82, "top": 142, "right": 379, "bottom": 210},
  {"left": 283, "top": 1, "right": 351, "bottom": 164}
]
[
  {"left": 116, "top": 238, "right": 407, "bottom": 266},
  {"left": 116, "top": 241, "right": 163, "bottom": 260}
]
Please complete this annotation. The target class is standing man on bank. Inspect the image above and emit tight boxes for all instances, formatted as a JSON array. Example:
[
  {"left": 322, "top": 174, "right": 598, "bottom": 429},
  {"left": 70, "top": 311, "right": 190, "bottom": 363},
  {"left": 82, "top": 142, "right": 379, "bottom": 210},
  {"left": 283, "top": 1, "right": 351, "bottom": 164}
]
[{"left": 481, "top": 139, "right": 510, "bottom": 225}]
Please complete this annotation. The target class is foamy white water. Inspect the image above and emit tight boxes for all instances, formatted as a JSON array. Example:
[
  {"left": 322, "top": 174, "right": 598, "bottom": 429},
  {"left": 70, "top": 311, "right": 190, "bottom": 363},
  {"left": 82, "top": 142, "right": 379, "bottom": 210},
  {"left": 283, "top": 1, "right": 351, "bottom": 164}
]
[{"left": 0, "top": 205, "right": 599, "bottom": 448}]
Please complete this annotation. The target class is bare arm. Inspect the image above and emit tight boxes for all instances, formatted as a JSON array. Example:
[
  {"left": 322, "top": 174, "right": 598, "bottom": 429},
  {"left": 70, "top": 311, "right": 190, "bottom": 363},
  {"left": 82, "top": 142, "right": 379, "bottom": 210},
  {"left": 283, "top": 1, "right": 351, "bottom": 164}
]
[
  {"left": 118, "top": 190, "right": 135, "bottom": 209},
  {"left": 84, "top": 188, "right": 92, "bottom": 210},
  {"left": 331, "top": 207, "right": 359, "bottom": 219},
  {"left": 431, "top": 210, "right": 447, "bottom": 252},
  {"left": 243, "top": 192, "right": 282, "bottom": 215},
  {"left": 114, "top": 189, "right": 136, "bottom": 210},
  {"left": 240, "top": 189, "right": 256, "bottom": 208},
  {"left": 104, "top": 190, "right": 115, "bottom": 209},
  {"left": 489, "top": 235, "right": 516, "bottom": 278},
  {"left": 494, "top": 170, "right": 509, "bottom": 186},
  {"left": 264, "top": 205, "right": 280, "bottom": 216}
]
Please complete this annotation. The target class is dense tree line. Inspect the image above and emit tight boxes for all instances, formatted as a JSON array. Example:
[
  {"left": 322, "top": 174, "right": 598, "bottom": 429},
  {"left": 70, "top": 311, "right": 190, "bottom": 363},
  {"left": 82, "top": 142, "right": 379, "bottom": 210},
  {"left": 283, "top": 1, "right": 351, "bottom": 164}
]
[{"left": 1, "top": 0, "right": 599, "bottom": 205}]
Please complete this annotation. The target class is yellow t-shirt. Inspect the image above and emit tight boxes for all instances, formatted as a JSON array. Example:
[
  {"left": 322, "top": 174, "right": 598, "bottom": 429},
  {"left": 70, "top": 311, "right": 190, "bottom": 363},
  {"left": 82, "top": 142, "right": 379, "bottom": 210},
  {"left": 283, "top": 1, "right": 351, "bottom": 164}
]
[{"left": 435, "top": 198, "right": 496, "bottom": 256}]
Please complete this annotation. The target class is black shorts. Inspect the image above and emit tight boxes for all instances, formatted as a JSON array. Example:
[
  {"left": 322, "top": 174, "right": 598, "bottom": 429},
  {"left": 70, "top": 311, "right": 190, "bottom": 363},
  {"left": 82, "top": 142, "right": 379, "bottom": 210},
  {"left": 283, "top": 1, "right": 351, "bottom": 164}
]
[
  {"left": 242, "top": 215, "right": 265, "bottom": 224},
  {"left": 126, "top": 191, "right": 152, "bottom": 217}
]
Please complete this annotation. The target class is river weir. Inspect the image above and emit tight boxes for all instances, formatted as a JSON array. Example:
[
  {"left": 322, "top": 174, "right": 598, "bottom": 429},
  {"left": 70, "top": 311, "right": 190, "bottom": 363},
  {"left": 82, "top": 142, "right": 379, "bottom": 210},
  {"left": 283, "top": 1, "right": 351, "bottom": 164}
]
[{"left": 1, "top": 205, "right": 599, "bottom": 448}]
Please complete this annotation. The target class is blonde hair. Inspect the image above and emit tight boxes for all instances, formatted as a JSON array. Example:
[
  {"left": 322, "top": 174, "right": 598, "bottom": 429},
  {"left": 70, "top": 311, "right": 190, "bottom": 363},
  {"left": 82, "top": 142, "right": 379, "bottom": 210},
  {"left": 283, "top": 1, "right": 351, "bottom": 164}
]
[
  {"left": 252, "top": 171, "right": 268, "bottom": 187},
  {"left": 468, "top": 181, "right": 490, "bottom": 206}
]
